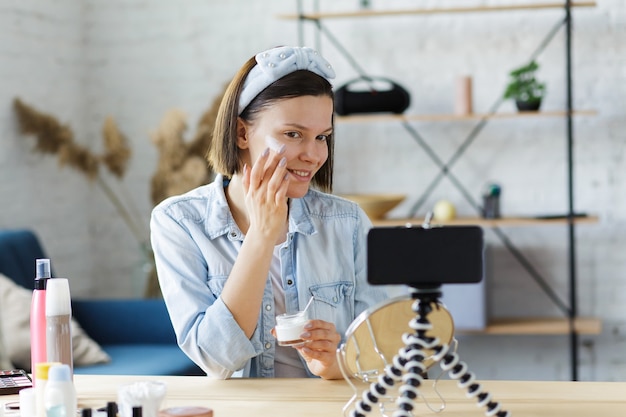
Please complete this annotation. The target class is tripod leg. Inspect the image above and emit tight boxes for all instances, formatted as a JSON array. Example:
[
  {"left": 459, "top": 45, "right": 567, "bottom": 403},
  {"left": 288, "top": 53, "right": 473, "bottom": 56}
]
[
  {"left": 343, "top": 294, "right": 511, "bottom": 417},
  {"left": 350, "top": 366, "right": 402, "bottom": 417},
  {"left": 348, "top": 332, "right": 439, "bottom": 416},
  {"left": 433, "top": 343, "right": 511, "bottom": 417},
  {"left": 392, "top": 334, "right": 437, "bottom": 417}
]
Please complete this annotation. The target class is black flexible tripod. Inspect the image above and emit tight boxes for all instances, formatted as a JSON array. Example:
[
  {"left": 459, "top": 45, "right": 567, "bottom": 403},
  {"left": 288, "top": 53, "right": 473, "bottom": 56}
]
[{"left": 348, "top": 285, "right": 510, "bottom": 417}]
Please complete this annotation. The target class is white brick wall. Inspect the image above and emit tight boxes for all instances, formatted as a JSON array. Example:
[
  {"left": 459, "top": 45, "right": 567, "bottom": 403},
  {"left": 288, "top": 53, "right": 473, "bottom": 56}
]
[
  {"left": 0, "top": 0, "right": 624, "bottom": 380},
  {"left": 0, "top": 0, "right": 94, "bottom": 296}
]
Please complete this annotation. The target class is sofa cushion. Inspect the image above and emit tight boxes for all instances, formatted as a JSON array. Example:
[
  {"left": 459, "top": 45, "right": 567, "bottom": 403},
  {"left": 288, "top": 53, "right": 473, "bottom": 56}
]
[
  {"left": 0, "top": 229, "right": 49, "bottom": 290},
  {"left": 0, "top": 315, "right": 11, "bottom": 369},
  {"left": 71, "top": 299, "right": 177, "bottom": 345},
  {"left": 0, "top": 273, "right": 111, "bottom": 370},
  {"left": 74, "top": 345, "right": 205, "bottom": 376}
]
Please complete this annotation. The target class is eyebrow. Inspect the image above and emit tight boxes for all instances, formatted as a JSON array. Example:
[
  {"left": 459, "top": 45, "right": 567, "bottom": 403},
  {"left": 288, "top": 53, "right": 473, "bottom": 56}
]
[{"left": 285, "top": 123, "right": 333, "bottom": 133}]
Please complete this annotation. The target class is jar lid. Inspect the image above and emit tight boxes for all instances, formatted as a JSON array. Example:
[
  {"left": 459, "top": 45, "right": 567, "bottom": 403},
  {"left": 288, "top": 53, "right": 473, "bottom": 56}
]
[
  {"left": 159, "top": 407, "right": 213, "bottom": 417},
  {"left": 34, "top": 362, "right": 62, "bottom": 380}
]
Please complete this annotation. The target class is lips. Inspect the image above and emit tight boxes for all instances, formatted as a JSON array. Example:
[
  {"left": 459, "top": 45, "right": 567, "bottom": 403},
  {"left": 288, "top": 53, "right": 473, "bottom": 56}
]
[{"left": 288, "top": 169, "right": 312, "bottom": 180}]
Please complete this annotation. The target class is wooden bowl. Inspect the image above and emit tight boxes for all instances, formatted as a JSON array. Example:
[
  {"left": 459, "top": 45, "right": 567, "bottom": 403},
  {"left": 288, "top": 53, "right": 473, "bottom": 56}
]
[{"left": 339, "top": 193, "right": 406, "bottom": 219}]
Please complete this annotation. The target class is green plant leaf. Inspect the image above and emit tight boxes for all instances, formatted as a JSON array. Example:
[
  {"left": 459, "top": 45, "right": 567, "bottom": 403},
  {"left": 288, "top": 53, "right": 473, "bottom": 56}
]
[{"left": 503, "top": 60, "right": 546, "bottom": 102}]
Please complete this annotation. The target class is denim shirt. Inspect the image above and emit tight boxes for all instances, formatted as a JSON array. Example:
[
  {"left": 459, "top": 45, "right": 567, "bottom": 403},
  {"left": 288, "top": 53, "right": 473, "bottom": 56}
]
[{"left": 150, "top": 174, "right": 394, "bottom": 379}]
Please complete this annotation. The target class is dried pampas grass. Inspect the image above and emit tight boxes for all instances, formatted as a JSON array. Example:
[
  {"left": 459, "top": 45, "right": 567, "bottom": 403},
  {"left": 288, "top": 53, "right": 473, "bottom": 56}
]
[
  {"left": 13, "top": 97, "right": 146, "bottom": 251},
  {"left": 142, "top": 87, "right": 224, "bottom": 298},
  {"left": 149, "top": 85, "right": 224, "bottom": 206},
  {"left": 102, "top": 116, "right": 131, "bottom": 178},
  {"left": 14, "top": 85, "right": 226, "bottom": 298},
  {"left": 14, "top": 98, "right": 132, "bottom": 181}
]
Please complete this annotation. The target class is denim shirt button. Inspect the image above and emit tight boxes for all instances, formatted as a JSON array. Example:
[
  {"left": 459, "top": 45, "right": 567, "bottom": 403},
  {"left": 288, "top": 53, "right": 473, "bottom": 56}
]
[
  {"left": 265, "top": 342, "right": 272, "bottom": 349},
  {"left": 287, "top": 279, "right": 293, "bottom": 285},
  {"left": 333, "top": 296, "right": 338, "bottom": 303},
  {"left": 265, "top": 304, "right": 272, "bottom": 311},
  {"left": 230, "top": 231, "right": 237, "bottom": 238}
]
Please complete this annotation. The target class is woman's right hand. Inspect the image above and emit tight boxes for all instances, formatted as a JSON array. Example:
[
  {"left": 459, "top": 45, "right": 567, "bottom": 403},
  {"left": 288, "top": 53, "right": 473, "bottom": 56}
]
[
  {"left": 220, "top": 146, "right": 290, "bottom": 338},
  {"left": 242, "top": 146, "right": 290, "bottom": 241}
]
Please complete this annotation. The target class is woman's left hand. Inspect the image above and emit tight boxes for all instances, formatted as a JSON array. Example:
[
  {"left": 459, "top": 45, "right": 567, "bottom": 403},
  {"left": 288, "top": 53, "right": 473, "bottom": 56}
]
[{"left": 295, "top": 319, "right": 343, "bottom": 379}]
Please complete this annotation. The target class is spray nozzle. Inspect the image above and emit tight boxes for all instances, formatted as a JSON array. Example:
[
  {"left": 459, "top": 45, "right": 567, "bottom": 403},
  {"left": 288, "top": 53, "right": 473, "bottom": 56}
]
[
  {"left": 34, "top": 258, "right": 51, "bottom": 289},
  {"left": 36, "top": 259, "right": 51, "bottom": 279}
]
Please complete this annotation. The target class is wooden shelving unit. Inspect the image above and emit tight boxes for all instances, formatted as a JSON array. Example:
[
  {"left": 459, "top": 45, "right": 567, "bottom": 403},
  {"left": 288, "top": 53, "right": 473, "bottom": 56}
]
[
  {"left": 285, "top": 0, "right": 597, "bottom": 380},
  {"left": 462, "top": 317, "right": 602, "bottom": 336},
  {"left": 336, "top": 110, "right": 597, "bottom": 124},
  {"left": 372, "top": 215, "right": 599, "bottom": 228},
  {"left": 278, "top": 1, "right": 596, "bottom": 20}
]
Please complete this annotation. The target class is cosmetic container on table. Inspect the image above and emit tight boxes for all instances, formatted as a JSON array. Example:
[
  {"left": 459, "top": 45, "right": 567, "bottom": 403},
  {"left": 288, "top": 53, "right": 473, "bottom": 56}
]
[
  {"left": 43, "top": 364, "right": 76, "bottom": 417},
  {"left": 31, "top": 259, "right": 51, "bottom": 383},
  {"left": 35, "top": 362, "right": 61, "bottom": 417},
  {"left": 46, "top": 278, "right": 73, "bottom": 374}
]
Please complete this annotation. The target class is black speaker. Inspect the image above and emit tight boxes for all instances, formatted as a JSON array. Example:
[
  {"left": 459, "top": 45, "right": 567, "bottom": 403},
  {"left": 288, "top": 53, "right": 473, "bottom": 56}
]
[{"left": 334, "top": 76, "right": 411, "bottom": 116}]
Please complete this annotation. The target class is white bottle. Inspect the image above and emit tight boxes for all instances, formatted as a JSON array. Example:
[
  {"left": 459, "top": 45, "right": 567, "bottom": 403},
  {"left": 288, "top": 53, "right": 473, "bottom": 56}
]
[
  {"left": 35, "top": 362, "right": 61, "bottom": 417},
  {"left": 46, "top": 278, "right": 73, "bottom": 374},
  {"left": 44, "top": 364, "right": 76, "bottom": 417}
]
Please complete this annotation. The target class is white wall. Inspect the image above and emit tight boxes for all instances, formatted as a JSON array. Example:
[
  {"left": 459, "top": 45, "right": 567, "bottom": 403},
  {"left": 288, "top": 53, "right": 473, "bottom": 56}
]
[
  {"left": 0, "top": 1, "right": 94, "bottom": 295},
  {"left": 0, "top": 0, "right": 624, "bottom": 381}
]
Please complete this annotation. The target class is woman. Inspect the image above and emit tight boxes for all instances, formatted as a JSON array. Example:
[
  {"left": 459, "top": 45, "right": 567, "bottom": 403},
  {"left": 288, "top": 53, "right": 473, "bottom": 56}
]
[{"left": 151, "top": 46, "right": 392, "bottom": 379}]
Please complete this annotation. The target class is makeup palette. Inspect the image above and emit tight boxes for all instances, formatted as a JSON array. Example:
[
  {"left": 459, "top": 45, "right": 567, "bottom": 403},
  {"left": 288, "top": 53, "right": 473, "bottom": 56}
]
[{"left": 0, "top": 369, "right": 33, "bottom": 395}]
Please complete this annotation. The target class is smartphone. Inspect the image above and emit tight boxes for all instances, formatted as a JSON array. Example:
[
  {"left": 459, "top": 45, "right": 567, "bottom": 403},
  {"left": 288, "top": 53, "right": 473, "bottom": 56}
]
[{"left": 367, "top": 226, "right": 484, "bottom": 286}]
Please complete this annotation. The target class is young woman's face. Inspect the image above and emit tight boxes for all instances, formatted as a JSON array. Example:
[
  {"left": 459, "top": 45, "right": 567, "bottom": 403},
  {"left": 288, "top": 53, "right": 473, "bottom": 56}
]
[{"left": 238, "top": 95, "right": 333, "bottom": 198}]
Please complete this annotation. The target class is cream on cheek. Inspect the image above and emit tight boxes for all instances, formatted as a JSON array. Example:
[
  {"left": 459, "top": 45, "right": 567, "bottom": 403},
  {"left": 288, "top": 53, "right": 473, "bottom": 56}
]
[
  {"left": 265, "top": 135, "right": 284, "bottom": 153},
  {"left": 245, "top": 135, "right": 287, "bottom": 168}
]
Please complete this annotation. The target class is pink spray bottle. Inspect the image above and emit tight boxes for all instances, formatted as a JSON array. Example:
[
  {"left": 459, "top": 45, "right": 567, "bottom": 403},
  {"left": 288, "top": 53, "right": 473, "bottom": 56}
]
[{"left": 30, "top": 258, "right": 51, "bottom": 384}]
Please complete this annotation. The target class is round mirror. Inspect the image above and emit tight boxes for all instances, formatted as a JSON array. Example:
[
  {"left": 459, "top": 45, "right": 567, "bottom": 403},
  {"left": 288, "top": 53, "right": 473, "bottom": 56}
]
[{"left": 340, "top": 295, "right": 454, "bottom": 381}]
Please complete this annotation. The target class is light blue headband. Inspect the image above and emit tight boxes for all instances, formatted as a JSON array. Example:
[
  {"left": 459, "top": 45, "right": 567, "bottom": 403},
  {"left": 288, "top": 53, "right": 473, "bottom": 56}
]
[{"left": 238, "top": 46, "right": 336, "bottom": 115}]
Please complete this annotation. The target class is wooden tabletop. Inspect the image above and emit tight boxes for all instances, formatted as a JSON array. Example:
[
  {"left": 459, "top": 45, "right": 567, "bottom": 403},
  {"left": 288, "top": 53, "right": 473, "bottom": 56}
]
[{"left": 3, "top": 375, "right": 626, "bottom": 417}]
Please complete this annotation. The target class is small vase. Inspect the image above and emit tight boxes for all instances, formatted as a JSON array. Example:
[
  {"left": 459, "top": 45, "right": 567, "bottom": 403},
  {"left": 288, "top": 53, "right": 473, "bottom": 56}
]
[
  {"left": 515, "top": 99, "right": 542, "bottom": 112},
  {"left": 454, "top": 75, "right": 473, "bottom": 115}
]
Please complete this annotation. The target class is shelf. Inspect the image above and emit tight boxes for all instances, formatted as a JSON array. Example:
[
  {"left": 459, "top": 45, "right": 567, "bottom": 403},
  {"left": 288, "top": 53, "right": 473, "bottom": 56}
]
[
  {"left": 337, "top": 110, "right": 597, "bottom": 124},
  {"left": 278, "top": 1, "right": 596, "bottom": 20},
  {"left": 372, "top": 215, "right": 599, "bottom": 228},
  {"left": 290, "top": 0, "right": 597, "bottom": 380},
  {"left": 460, "top": 317, "right": 602, "bottom": 335}
]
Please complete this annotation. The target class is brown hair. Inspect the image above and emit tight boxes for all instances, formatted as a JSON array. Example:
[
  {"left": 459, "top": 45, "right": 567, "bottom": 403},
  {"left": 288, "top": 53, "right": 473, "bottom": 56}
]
[{"left": 207, "top": 58, "right": 335, "bottom": 193}]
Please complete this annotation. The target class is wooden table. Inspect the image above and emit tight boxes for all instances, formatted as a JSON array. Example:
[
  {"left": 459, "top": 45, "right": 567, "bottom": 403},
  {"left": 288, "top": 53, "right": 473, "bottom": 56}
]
[{"left": 3, "top": 375, "right": 626, "bottom": 417}]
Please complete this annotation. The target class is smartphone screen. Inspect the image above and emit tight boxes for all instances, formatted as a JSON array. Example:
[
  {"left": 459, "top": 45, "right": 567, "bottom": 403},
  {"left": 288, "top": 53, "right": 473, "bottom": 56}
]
[{"left": 367, "top": 226, "right": 484, "bottom": 286}]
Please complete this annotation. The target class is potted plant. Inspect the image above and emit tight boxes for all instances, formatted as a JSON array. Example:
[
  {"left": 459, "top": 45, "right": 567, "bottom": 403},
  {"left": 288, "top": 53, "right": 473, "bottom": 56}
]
[{"left": 503, "top": 60, "right": 546, "bottom": 111}]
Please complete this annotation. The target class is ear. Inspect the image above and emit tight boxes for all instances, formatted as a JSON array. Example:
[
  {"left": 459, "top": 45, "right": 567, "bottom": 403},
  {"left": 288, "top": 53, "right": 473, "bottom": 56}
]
[{"left": 236, "top": 118, "right": 250, "bottom": 150}]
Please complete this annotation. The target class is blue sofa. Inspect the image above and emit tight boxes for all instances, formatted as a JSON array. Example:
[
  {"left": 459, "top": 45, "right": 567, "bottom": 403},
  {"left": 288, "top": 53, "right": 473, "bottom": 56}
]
[{"left": 0, "top": 229, "right": 204, "bottom": 376}]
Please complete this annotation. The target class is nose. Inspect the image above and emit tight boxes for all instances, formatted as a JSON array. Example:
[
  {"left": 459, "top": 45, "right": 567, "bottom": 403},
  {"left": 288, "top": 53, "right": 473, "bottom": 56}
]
[{"left": 298, "top": 138, "right": 324, "bottom": 164}]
